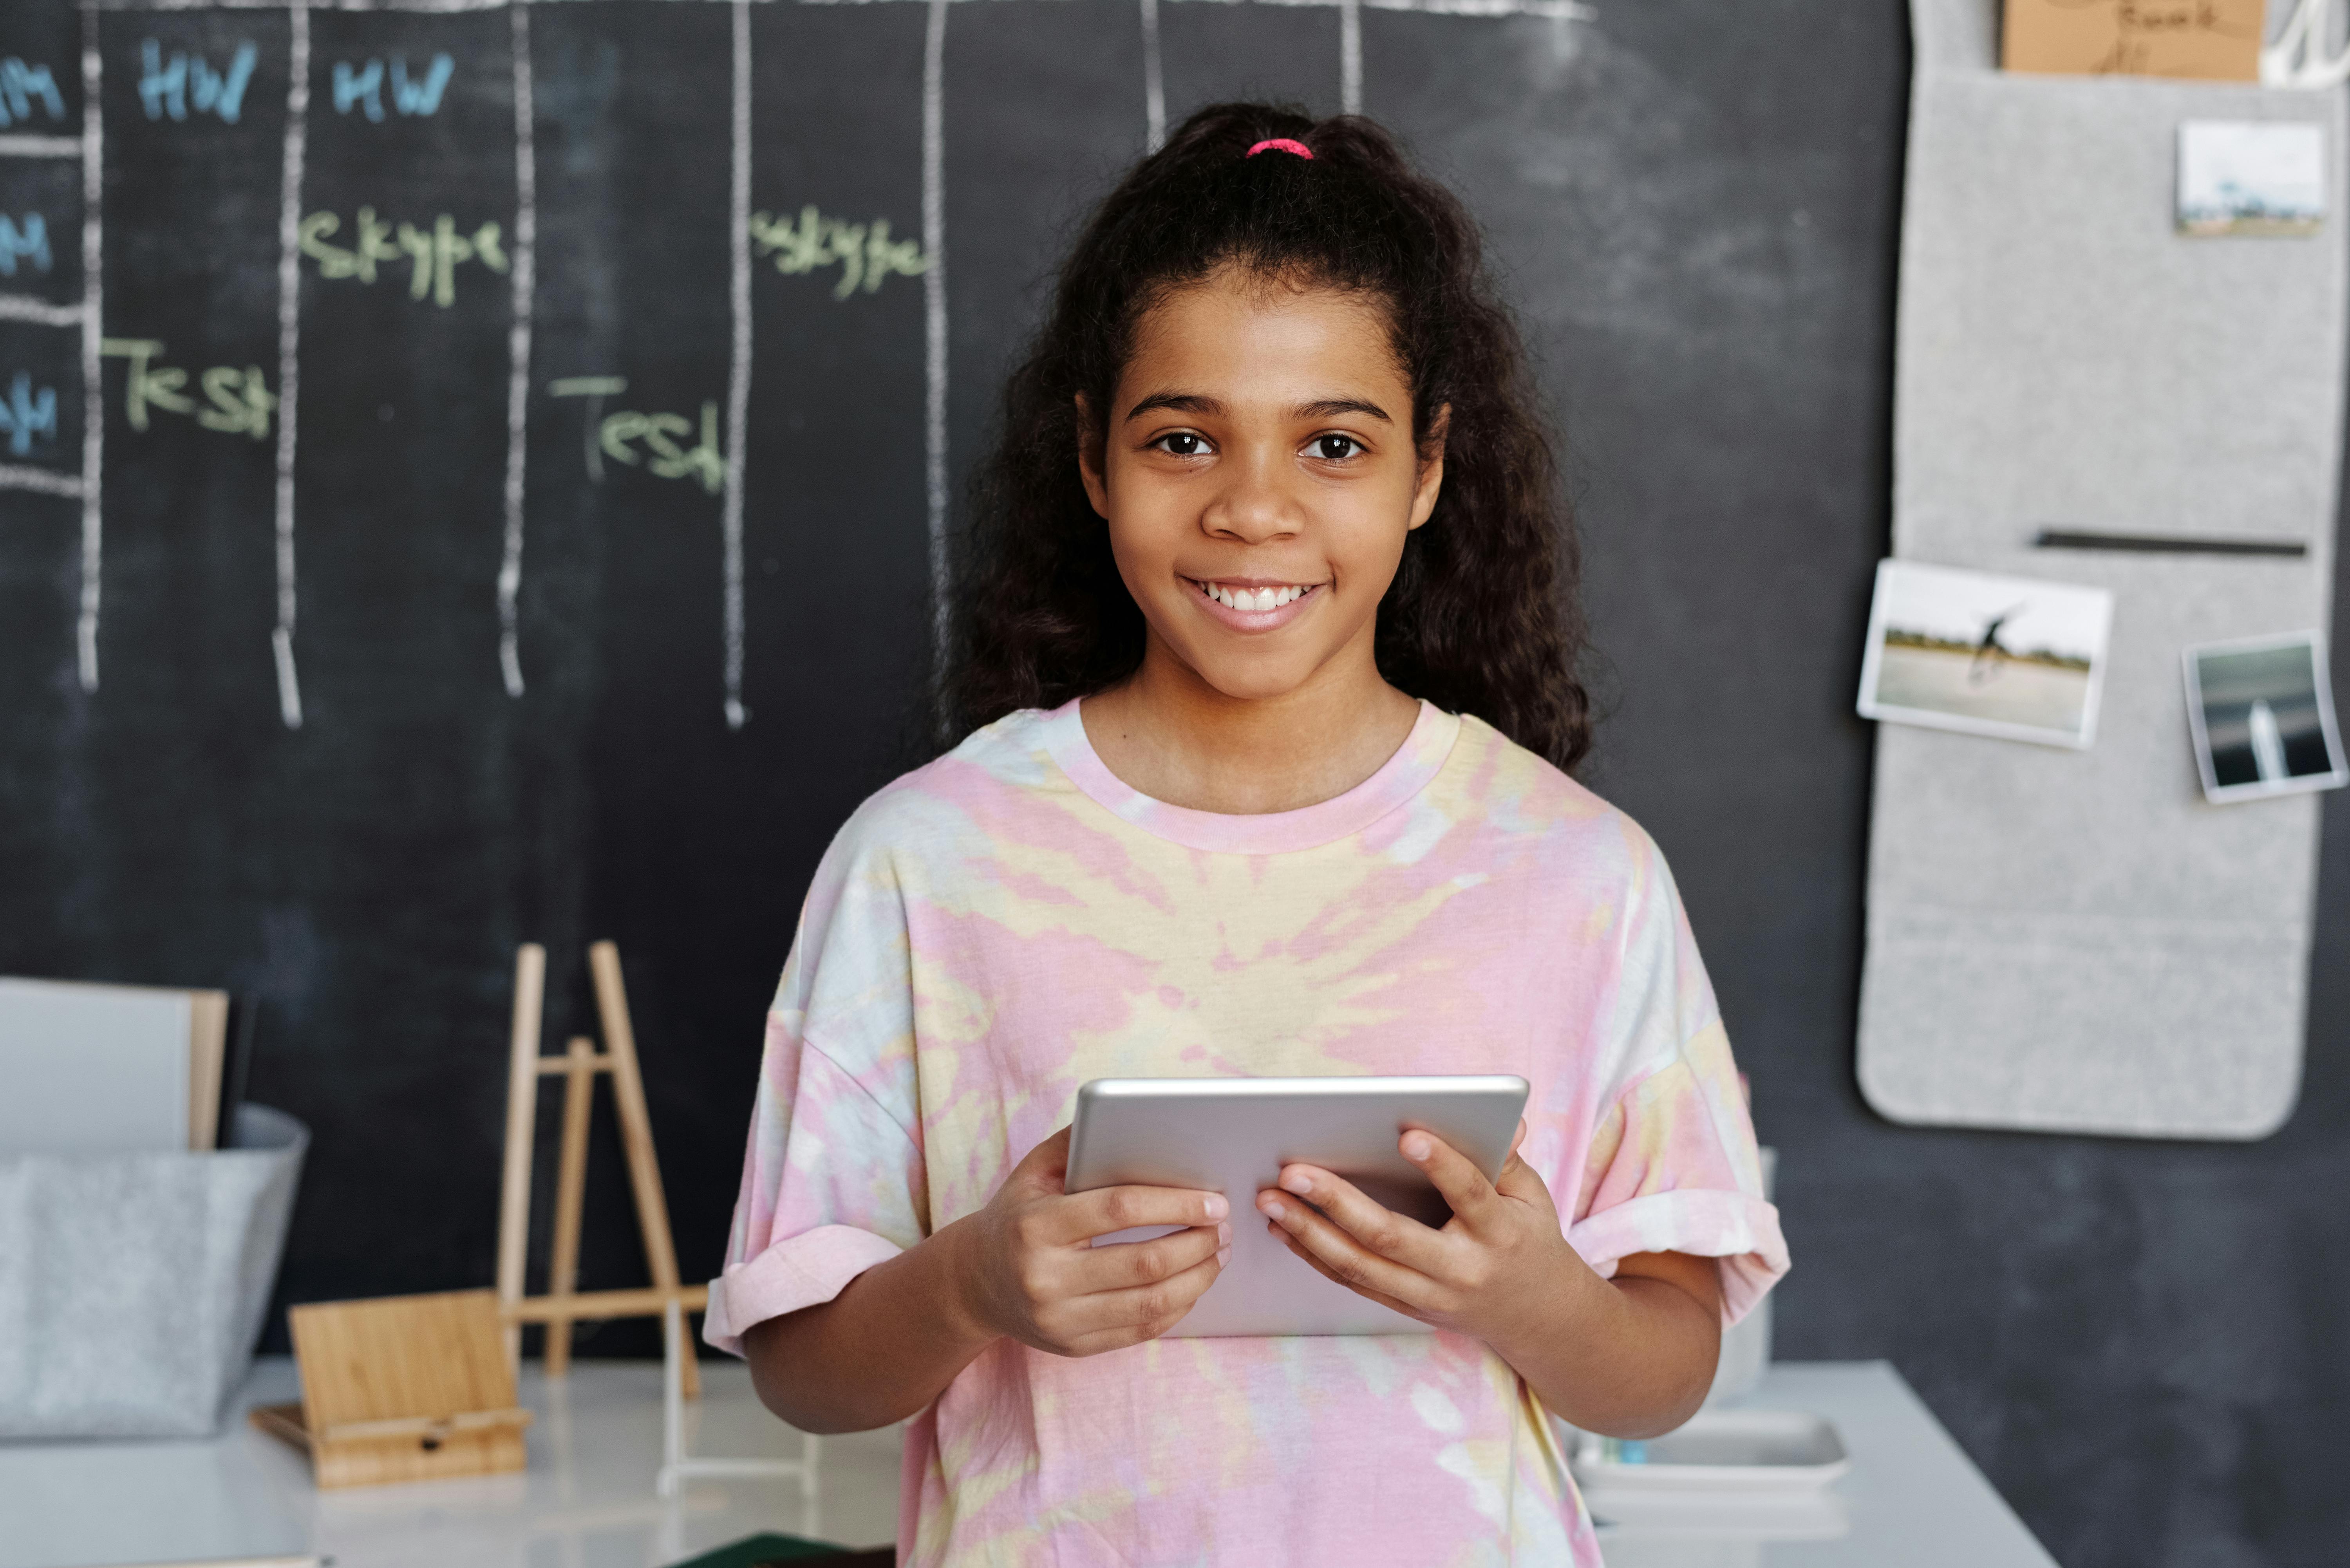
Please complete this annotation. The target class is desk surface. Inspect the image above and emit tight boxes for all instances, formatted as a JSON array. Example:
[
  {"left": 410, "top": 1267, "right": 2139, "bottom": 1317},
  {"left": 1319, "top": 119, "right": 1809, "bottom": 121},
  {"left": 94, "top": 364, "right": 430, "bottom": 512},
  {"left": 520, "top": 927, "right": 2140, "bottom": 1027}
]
[{"left": 0, "top": 1359, "right": 2053, "bottom": 1568}]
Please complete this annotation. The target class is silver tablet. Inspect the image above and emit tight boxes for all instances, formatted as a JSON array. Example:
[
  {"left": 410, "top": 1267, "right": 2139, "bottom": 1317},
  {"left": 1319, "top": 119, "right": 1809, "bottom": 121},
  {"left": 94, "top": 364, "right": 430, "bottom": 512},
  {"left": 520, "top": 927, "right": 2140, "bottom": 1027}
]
[{"left": 1065, "top": 1074, "right": 1529, "bottom": 1337}]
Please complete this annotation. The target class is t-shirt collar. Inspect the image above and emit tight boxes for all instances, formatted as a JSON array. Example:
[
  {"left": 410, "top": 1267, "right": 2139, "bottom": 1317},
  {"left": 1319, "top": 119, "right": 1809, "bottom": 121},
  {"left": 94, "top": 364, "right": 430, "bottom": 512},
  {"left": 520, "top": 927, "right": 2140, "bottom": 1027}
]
[{"left": 1039, "top": 697, "right": 1461, "bottom": 854}]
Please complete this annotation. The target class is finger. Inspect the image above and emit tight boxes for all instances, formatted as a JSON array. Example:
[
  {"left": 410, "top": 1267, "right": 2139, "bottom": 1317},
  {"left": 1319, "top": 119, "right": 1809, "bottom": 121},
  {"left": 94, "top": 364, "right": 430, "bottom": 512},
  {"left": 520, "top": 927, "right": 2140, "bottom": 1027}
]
[
  {"left": 1257, "top": 1189, "right": 1431, "bottom": 1309},
  {"left": 1067, "top": 1220, "right": 1228, "bottom": 1293},
  {"left": 1509, "top": 1118, "right": 1529, "bottom": 1158},
  {"left": 1056, "top": 1245, "right": 1227, "bottom": 1345},
  {"left": 1267, "top": 1221, "right": 1421, "bottom": 1321},
  {"left": 1009, "top": 1124, "right": 1074, "bottom": 1197},
  {"left": 1266, "top": 1164, "right": 1444, "bottom": 1270},
  {"left": 1053, "top": 1183, "right": 1229, "bottom": 1245},
  {"left": 1399, "top": 1130, "right": 1499, "bottom": 1227},
  {"left": 1491, "top": 1149, "right": 1556, "bottom": 1209}
]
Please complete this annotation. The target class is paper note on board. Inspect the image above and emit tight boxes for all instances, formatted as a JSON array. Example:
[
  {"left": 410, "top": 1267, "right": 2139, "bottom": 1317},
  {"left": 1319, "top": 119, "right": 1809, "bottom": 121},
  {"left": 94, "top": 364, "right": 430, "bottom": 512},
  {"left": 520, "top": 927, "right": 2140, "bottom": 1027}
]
[{"left": 2001, "top": 0, "right": 2263, "bottom": 80}]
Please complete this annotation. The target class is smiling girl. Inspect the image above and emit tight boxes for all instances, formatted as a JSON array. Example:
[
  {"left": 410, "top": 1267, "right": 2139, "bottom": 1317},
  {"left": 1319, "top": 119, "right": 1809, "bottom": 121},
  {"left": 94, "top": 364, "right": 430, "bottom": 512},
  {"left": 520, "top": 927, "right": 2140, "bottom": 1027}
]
[{"left": 707, "top": 105, "right": 1788, "bottom": 1565}]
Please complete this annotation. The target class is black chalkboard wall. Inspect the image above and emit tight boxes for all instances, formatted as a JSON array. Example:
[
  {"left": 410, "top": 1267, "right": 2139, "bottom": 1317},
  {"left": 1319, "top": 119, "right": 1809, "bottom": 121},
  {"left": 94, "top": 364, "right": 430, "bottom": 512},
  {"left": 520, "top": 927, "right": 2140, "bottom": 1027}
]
[{"left": 2, "top": 3, "right": 2344, "bottom": 1563}]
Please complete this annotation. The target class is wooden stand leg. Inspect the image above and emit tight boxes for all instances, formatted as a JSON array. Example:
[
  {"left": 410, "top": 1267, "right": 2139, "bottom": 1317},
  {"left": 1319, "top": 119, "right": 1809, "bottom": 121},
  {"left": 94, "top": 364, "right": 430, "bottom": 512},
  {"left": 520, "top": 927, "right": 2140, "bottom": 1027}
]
[
  {"left": 544, "top": 1036, "right": 597, "bottom": 1377},
  {"left": 589, "top": 941, "right": 699, "bottom": 1400},
  {"left": 496, "top": 944, "right": 547, "bottom": 1377}
]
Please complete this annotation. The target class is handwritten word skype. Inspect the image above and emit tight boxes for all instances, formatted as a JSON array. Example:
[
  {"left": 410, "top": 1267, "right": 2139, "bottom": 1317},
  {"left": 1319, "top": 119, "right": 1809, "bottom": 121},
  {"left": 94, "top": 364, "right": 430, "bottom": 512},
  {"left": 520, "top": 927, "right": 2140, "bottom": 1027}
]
[
  {"left": 749, "top": 206, "right": 929, "bottom": 299},
  {"left": 333, "top": 54, "right": 454, "bottom": 121},
  {"left": 299, "top": 209, "right": 509, "bottom": 307},
  {"left": 0, "top": 372, "right": 57, "bottom": 456},
  {"left": 0, "top": 59, "right": 66, "bottom": 127},
  {"left": 0, "top": 214, "right": 51, "bottom": 276},
  {"left": 100, "top": 338, "right": 277, "bottom": 440},
  {"left": 139, "top": 40, "right": 257, "bottom": 126}
]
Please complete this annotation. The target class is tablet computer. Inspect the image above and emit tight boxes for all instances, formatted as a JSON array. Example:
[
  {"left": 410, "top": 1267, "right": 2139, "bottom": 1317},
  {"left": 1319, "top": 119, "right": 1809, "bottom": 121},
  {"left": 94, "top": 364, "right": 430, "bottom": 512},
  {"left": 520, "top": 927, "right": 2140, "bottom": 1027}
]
[{"left": 1065, "top": 1074, "right": 1529, "bottom": 1337}]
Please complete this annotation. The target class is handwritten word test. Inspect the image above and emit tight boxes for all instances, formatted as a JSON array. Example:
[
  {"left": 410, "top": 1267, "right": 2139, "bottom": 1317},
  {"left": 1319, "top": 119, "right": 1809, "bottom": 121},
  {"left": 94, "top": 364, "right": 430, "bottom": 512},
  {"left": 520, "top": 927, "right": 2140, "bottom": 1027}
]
[{"left": 102, "top": 339, "right": 275, "bottom": 441}]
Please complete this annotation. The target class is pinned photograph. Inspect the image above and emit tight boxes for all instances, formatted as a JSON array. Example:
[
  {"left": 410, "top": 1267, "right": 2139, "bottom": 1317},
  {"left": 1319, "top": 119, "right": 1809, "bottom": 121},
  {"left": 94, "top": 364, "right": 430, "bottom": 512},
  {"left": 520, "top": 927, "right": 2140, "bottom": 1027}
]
[
  {"left": 2182, "top": 632, "right": 2348, "bottom": 803},
  {"left": 1857, "top": 560, "right": 2113, "bottom": 748},
  {"left": 2177, "top": 121, "right": 2326, "bottom": 237}
]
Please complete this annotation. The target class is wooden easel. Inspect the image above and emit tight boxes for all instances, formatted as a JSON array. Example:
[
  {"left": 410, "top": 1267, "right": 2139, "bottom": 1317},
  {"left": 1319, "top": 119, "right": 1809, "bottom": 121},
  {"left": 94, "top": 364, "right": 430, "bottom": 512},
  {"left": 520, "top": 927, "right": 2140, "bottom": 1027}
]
[{"left": 495, "top": 940, "right": 702, "bottom": 1397}]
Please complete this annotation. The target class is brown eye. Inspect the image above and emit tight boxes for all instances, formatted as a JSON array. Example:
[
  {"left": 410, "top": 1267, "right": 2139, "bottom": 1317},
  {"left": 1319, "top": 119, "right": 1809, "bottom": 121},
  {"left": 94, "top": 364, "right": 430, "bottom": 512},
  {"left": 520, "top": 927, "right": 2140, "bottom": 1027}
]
[
  {"left": 1156, "top": 432, "right": 1207, "bottom": 457},
  {"left": 1311, "top": 434, "right": 1363, "bottom": 461}
]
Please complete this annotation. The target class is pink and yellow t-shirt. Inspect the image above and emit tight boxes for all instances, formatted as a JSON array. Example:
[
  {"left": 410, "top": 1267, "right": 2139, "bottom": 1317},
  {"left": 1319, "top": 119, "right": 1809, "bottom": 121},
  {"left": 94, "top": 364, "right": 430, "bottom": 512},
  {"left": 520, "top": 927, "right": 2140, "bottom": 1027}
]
[{"left": 708, "top": 699, "right": 1788, "bottom": 1566}]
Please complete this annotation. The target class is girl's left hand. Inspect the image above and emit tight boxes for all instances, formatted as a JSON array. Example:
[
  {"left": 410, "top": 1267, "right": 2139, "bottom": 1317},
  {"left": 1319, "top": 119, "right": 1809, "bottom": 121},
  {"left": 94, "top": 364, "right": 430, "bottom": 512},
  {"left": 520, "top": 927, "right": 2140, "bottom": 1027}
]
[{"left": 1254, "top": 1121, "right": 1597, "bottom": 1349}]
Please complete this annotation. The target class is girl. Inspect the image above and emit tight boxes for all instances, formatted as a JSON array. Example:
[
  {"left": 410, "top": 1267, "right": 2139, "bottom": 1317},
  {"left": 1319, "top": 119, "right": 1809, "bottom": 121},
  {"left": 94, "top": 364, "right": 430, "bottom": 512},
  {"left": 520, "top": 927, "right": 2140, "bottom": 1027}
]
[{"left": 707, "top": 104, "right": 1788, "bottom": 1565}]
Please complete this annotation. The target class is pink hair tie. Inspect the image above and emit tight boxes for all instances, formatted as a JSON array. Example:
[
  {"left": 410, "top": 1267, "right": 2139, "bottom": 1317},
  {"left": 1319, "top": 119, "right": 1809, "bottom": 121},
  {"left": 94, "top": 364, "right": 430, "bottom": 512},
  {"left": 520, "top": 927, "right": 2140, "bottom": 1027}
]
[{"left": 1246, "top": 138, "right": 1314, "bottom": 160}]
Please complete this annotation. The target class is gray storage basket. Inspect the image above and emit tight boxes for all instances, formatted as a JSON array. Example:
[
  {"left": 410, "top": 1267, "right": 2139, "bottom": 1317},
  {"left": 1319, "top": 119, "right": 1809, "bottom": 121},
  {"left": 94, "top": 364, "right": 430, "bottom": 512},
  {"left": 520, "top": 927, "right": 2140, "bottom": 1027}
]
[{"left": 0, "top": 1104, "right": 307, "bottom": 1438}]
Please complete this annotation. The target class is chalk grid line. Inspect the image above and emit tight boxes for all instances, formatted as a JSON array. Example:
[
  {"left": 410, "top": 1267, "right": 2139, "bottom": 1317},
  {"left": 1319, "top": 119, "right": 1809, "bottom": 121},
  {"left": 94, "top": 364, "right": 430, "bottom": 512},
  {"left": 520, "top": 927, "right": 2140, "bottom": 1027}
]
[
  {"left": 80, "top": 5, "right": 105, "bottom": 691},
  {"left": 922, "top": 0, "right": 949, "bottom": 687},
  {"left": 38, "top": 0, "right": 1590, "bottom": 726},
  {"left": 723, "top": 0, "right": 752, "bottom": 728},
  {"left": 269, "top": 0, "right": 311, "bottom": 728},
  {"left": 499, "top": 0, "right": 537, "bottom": 699},
  {"left": 1139, "top": 0, "right": 1164, "bottom": 151}
]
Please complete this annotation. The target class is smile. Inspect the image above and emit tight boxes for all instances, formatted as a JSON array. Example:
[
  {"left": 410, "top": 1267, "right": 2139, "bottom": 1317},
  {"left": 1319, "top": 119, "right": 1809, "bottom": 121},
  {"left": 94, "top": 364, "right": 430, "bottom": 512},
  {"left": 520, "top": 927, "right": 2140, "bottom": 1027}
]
[{"left": 1189, "top": 579, "right": 1318, "bottom": 612}]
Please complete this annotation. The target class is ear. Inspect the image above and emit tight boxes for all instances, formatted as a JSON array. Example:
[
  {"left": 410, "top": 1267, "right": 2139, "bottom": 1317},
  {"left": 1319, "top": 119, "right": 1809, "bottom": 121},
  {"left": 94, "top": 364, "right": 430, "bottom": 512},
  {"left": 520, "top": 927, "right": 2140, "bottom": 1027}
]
[
  {"left": 1407, "top": 403, "right": 1450, "bottom": 532},
  {"left": 1076, "top": 394, "right": 1110, "bottom": 520}
]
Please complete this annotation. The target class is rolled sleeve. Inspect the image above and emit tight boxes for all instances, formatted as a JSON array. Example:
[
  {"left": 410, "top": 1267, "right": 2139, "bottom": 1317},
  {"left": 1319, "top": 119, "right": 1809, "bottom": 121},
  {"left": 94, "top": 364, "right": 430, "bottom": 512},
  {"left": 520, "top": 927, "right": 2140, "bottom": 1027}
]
[{"left": 705, "top": 1223, "right": 908, "bottom": 1355}]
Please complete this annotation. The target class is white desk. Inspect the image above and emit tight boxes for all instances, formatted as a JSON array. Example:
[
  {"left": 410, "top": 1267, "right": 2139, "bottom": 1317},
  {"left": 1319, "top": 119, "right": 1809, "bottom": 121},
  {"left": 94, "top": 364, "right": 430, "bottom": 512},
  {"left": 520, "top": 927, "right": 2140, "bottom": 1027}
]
[{"left": 0, "top": 1360, "right": 2053, "bottom": 1568}]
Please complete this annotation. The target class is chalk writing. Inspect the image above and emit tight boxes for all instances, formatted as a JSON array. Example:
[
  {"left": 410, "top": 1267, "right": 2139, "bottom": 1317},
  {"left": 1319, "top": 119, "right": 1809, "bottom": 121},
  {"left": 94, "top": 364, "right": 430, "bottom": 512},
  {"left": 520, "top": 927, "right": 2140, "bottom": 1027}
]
[
  {"left": 0, "top": 59, "right": 66, "bottom": 128},
  {"left": 0, "top": 371, "right": 58, "bottom": 456},
  {"left": 299, "top": 208, "right": 509, "bottom": 307},
  {"left": 602, "top": 399, "right": 723, "bottom": 493},
  {"left": 139, "top": 40, "right": 257, "bottom": 126},
  {"left": 749, "top": 205, "right": 929, "bottom": 299},
  {"left": 332, "top": 54, "right": 454, "bottom": 121},
  {"left": 549, "top": 375, "right": 626, "bottom": 482},
  {"left": 0, "top": 214, "right": 51, "bottom": 276},
  {"left": 101, "top": 338, "right": 276, "bottom": 440}
]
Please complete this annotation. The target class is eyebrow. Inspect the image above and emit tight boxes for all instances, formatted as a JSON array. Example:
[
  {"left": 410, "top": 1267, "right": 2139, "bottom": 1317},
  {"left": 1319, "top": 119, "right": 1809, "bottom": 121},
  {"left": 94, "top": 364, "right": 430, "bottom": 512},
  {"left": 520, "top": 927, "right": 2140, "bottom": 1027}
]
[{"left": 1123, "top": 392, "right": 1394, "bottom": 424}]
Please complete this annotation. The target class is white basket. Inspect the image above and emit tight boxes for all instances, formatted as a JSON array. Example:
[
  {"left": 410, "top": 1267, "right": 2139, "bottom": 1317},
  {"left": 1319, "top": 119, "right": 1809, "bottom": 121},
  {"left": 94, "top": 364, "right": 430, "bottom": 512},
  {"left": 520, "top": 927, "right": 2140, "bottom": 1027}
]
[{"left": 0, "top": 1105, "right": 306, "bottom": 1438}]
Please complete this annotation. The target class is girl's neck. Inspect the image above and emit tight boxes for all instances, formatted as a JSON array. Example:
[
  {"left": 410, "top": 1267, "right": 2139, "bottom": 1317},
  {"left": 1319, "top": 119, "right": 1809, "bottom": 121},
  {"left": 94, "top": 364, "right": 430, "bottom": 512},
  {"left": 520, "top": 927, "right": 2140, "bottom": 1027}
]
[{"left": 1079, "top": 634, "right": 1423, "bottom": 816}]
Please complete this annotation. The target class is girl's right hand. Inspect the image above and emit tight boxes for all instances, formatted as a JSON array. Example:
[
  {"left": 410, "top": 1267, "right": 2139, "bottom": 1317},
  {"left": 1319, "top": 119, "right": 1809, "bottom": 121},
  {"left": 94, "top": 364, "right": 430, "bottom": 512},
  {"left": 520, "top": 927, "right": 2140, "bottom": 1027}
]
[{"left": 949, "top": 1125, "right": 1231, "bottom": 1357}]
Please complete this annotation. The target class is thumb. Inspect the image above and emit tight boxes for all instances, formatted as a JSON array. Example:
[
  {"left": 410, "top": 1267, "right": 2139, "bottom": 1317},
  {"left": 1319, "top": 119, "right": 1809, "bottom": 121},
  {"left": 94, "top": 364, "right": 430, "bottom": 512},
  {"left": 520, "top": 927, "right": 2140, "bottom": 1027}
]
[{"left": 1011, "top": 1124, "right": 1074, "bottom": 1196}]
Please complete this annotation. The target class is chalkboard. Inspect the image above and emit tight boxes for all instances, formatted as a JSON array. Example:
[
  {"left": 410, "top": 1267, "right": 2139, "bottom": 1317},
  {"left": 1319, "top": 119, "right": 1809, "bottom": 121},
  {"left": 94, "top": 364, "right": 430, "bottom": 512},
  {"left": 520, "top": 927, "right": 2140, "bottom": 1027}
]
[{"left": 1, "top": 5, "right": 2344, "bottom": 1566}]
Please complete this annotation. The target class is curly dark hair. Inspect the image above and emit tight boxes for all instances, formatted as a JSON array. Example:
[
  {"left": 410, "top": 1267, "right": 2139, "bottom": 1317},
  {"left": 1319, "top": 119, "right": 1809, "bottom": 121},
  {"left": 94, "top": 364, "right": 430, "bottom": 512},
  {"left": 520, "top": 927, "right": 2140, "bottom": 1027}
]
[{"left": 942, "top": 102, "right": 1592, "bottom": 773}]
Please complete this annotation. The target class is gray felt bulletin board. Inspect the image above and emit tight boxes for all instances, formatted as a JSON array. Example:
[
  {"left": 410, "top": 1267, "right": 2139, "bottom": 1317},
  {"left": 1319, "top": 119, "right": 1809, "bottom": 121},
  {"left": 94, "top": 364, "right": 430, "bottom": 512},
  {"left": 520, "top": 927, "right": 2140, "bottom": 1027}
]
[{"left": 1857, "top": 0, "right": 2348, "bottom": 1139}]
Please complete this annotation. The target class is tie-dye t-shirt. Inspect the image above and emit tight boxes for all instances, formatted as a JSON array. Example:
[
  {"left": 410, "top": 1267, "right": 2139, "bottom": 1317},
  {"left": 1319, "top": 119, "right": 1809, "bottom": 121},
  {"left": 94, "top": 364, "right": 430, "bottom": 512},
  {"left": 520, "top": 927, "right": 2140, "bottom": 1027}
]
[{"left": 707, "top": 699, "right": 1788, "bottom": 1566}]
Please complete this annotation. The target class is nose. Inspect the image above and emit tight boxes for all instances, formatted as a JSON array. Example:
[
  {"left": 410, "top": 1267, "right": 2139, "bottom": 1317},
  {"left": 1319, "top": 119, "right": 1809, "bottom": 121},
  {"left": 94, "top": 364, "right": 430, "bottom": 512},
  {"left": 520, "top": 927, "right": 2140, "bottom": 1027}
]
[{"left": 1200, "top": 448, "right": 1303, "bottom": 545}]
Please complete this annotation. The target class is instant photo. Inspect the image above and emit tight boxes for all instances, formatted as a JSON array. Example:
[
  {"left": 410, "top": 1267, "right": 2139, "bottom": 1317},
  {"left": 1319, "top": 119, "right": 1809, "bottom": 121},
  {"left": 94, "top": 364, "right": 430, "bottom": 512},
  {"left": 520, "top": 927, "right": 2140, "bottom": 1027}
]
[
  {"left": 2177, "top": 121, "right": 2327, "bottom": 237},
  {"left": 2183, "top": 632, "right": 2349, "bottom": 804},
  {"left": 1856, "top": 560, "right": 2113, "bottom": 748}
]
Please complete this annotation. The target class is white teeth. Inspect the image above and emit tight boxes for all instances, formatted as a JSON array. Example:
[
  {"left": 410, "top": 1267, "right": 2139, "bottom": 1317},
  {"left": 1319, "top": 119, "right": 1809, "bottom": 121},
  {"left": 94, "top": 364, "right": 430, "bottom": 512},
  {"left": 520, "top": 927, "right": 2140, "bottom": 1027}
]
[{"left": 1199, "top": 581, "right": 1312, "bottom": 611}]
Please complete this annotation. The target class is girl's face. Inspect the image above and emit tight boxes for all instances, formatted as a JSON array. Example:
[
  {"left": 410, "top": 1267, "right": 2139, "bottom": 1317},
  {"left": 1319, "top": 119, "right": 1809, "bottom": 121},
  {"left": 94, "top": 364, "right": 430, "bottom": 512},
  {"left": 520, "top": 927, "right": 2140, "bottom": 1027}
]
[{"left": 1079, "top": 266, "right": 1445, "bottom": 705}]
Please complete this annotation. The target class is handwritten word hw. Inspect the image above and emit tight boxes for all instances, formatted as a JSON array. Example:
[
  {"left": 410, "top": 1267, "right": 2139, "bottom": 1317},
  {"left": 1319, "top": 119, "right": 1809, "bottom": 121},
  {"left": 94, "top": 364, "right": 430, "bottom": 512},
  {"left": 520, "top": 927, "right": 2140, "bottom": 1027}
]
[
  {"left": 0, "top": 59, "right": 66, "bottom": 128},
  {"left": 0, "top": 372, "right": 58, "bottom": 457},
  {"left": 749, "top": 206, "right": 929, "bottom": 299},
  {"left": 300, "top": 209, "right": 510, "bottom": 307},
  {"left": 139, "top": 40, "right": 257, "bottom": 126},
  {"left": 101, "top": 338, "right": 277, "bottom": 441},
  {"left": 0, "top": 214, "right": 51, "bottom": 276},
  {"left": 333, "top": 55, "right": 454, "bottom": 121}
]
